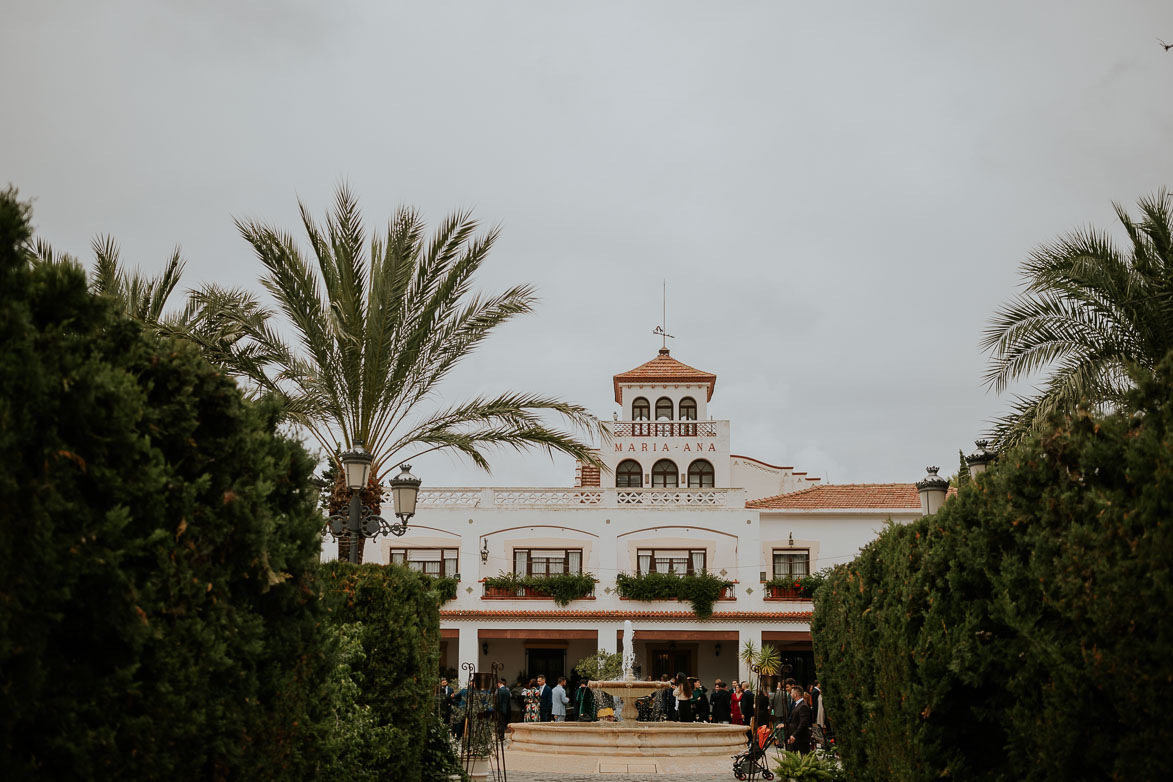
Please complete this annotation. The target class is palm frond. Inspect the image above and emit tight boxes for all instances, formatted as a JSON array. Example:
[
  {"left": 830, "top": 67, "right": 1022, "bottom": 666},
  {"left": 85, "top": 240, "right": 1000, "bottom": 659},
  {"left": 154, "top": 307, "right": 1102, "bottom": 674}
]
[
  {"left": 984, "top": 191, "right": 1173, "bottom": 446},
  {"left": 208, "top": 187, "right": 600, "bottom": 480}
]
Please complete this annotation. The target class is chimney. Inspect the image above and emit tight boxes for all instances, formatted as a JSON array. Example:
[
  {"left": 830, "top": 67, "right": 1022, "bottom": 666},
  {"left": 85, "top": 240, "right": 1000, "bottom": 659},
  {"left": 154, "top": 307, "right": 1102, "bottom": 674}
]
[
  {"left": 965, "top": 440, "right": 994, "bottom": 478},
  {"left": 916, "top": 466, "right": 948, "bottom": 515}
]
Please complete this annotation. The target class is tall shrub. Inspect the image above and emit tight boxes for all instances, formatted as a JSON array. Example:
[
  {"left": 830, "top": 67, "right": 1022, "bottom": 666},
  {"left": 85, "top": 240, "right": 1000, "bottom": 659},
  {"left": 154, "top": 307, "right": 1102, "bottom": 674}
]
[
  {"left": 813, "top": 361, "right": 1173, "bottom": 781},
  {"left": 318, "top": 562, "right": 462, "bottom": 782},
  {"left": 0, "top": 188, "right": 329, "bottom": 779}
]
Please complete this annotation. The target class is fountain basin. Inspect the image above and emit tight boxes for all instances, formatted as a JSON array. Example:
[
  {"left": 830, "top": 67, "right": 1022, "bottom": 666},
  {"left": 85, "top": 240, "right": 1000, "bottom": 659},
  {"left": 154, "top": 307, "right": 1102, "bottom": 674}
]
[
  {"left": 588, "top": 678, "right": 672, "bottom": 721},
  {"left": 509, "top": 721, "right": 750, "bottom": 757}
]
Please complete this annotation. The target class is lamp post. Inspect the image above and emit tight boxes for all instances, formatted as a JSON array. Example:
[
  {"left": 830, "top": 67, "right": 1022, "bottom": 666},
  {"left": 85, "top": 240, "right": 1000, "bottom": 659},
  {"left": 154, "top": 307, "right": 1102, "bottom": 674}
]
[{"left": 326, "top": 443, "right": 421, "bottom": 563}]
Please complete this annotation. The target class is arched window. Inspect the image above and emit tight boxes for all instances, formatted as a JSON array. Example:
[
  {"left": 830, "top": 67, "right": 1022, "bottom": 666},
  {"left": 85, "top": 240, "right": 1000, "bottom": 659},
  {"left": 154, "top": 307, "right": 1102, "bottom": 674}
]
[
  {"left": 687, "top": 459, "right": 715, "bottom": 488},
  {"left": 679, "top": 397, "right": 697, "bottom": 420},
  {"left": 651, "top": 459, "right": 679, "bottom": 488},
  {"left": 655, "top": 397, "right": 674, "bottom": 420},
  {"left": 616, "top": 459, "right": 643, "bottom": 488},
  {"left": 631, "top": 397, "right": 650, "bottom": 421}
]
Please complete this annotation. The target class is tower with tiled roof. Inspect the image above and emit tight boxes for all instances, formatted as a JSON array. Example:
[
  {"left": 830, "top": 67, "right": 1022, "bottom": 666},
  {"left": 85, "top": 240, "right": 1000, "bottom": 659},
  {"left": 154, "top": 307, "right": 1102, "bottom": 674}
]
[{"left": 597, "top": 348, "right": 731, "bottom": 490}]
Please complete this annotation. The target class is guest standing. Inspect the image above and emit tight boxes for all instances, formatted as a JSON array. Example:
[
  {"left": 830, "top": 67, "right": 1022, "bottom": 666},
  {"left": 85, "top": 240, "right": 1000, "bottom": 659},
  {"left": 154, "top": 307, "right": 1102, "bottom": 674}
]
[
  {"left": 785, "top": 684, "right": 812, "bottom": 755},
  {"left": 693, "top": 678, "right": 710, "bottom": 722},
  {"left": 710, "top": 680, "right": 732, "bottom": 723},
  {"left": 523, "top": 679, "right": 540, "bottom": 722},
  {"left": 741, "top": 682, "right": 756, "bottom": 728},
  {"left": 672, "top": 672, "right": 694, "bottom": 723},
  {"left": 551, "top": 677, "right": 570, "bottom": 722},
  {"left": 731, "top": 681, "right": 744, "bottom": 725},
  {"left": 496, "top": 679, "right": 512, "bottom": 740},
  {"left": 537, "top": 675, "right": 552, "bottom": 722},
  {"left": 657, "top": 674, "right": 673, "bottom": 720},
  {"left": 574, "top": 679, "right": 596, "bottom": 721}
]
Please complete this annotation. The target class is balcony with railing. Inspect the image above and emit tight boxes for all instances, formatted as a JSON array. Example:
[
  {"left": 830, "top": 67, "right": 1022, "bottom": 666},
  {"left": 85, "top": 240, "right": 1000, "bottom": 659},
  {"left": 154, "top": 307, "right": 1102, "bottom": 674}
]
[
  {"left": 611, "top": 420, "right": 718, "bottom": 438},
  {"left": 418, "top": 487, "right": 742, "bottom": 509}
]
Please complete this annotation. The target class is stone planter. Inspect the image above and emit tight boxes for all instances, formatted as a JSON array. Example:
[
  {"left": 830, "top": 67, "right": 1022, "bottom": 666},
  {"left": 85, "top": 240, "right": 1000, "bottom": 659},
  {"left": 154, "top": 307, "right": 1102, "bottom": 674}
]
[{"left": 466, "top": 754, "right": 490, "bottom": 781}]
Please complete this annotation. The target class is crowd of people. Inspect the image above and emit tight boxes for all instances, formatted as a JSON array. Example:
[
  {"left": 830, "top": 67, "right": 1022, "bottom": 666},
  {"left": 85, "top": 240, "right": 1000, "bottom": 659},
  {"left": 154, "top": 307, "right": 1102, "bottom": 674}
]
[
  {"left": 436, "top": 672, "right": 827, "bottom": 755},
  {"left": 647, "top": 673, "right": 824, "bottom": 755}
]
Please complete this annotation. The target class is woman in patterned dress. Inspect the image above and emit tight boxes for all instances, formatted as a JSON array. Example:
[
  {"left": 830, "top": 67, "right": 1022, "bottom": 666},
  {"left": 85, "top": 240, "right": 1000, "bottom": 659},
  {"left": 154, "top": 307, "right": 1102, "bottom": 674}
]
[{"left": 523, "top": 678, "right": 540, "bottom": 722}]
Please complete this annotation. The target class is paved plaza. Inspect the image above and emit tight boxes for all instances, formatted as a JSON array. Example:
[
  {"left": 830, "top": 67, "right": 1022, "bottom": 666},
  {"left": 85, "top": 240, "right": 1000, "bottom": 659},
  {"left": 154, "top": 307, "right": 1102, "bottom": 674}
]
[
  {"left": 503, "top": 746, "right": 757, "bottom": 780},
  {"left": 509, "top": 774, "right": 738, "bottom": 782}
]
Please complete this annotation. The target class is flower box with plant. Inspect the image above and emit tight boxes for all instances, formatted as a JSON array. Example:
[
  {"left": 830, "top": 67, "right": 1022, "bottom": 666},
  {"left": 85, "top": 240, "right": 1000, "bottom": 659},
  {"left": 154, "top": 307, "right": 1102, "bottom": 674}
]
[
  {"left": 432, "top": 575, "right": 459, "bottom": 603},
  {"left": 614, "top": 571, "right": 734, "bottom": 619},
  {"left": 764, "top": 571, "right": 827, "bottom": 600},
  {"left": 482, "top": 572, "right": 596, "bottom": 606}
]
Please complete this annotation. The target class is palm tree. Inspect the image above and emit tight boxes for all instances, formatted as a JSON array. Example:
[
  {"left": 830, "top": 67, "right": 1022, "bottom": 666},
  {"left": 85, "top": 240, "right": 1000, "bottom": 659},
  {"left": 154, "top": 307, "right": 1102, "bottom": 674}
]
[
  {"left": 29, "top": 235, "right": 187, "bottom": 324},
  {"left": 205, "top": 186, "right": 604, "bottom": 560},
  {"left": 982, "top": 189, "right": 1173, "bottom": 449}
]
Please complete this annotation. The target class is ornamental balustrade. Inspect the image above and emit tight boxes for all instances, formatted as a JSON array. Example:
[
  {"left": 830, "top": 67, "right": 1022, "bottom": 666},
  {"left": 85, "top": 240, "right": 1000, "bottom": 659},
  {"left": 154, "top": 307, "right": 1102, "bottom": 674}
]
[
  {"left": 417, "top": 487, "right": 737, "bottom": 508},
  {"left": 611, "top": 421, "right": 717, "bottom": 437}
]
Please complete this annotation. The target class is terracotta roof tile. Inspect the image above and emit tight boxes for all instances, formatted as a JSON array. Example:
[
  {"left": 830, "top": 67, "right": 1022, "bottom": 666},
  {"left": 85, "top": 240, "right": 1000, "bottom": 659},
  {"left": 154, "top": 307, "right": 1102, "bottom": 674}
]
[
  {"left": 747, "top": 483, "right": 923, "bottom": 510},
  {"left": 613, "top": 349, "right": 717, "bottom": 403},
  {"left": 440, "top": 609, "right": 812, "bottom": 621}
]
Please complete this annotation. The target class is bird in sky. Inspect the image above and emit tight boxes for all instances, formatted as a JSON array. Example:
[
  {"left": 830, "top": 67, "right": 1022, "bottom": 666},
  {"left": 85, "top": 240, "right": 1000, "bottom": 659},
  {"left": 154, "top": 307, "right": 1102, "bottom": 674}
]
[{"left": 1158, "top": 38, "right": 1173, "bottom": 52}]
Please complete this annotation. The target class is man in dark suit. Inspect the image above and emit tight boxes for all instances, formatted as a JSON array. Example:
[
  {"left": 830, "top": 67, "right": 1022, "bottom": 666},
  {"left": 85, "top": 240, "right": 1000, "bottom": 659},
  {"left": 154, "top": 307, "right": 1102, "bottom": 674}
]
[
  {"left": 438, "top": 678, "right": 455, "bottom": 734},
  {"left": 537, "top": 675, "right": 553, "bottom": 722},
  {"left": 496, "top": 678, "right": 512, "bottom": 740},
  {"left": 785, "top": 684, "right": 812, "bottom": 755},
  {"left": 741, "top": 683, "right": 755, "bottom": 727},
  {"left": 710, "top": 679, "right": 732, "bottom": 723}
]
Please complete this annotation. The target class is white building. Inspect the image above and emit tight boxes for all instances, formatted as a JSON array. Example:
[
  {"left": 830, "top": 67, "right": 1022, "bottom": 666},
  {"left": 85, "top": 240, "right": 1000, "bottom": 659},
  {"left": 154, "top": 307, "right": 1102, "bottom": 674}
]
[{"left": 372, "top": 348, "right": 936, "bottom": 686}]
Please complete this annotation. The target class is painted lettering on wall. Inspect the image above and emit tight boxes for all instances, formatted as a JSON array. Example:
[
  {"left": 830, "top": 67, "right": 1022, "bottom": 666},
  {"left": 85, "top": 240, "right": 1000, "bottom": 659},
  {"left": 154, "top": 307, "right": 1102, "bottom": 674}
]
[{"left": 613, "top": 442, "right": 718, "bottom": 453}]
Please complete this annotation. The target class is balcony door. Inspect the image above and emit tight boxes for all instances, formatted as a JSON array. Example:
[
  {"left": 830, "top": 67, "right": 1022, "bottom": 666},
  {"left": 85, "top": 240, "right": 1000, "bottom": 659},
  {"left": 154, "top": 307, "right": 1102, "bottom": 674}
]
[
  {"left": 526, "top": 648, "right": 566, "bottom": 683},
  {"left": 649, "top": 645, "right": 694, "bottom": 680}
]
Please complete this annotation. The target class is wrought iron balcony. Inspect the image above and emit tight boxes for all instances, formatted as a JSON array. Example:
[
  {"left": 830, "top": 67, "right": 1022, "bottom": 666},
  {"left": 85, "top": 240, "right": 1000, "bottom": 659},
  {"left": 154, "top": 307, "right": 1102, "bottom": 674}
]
[{"left": 611, "top": 421, "right": 717, "bottom": 438}]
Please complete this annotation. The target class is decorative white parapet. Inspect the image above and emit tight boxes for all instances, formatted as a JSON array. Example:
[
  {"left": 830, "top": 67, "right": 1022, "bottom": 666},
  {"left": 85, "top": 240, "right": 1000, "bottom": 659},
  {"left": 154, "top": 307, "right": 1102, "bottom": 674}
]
[{"left": 416, "top": 487, "right": 743, "bottom": 509}]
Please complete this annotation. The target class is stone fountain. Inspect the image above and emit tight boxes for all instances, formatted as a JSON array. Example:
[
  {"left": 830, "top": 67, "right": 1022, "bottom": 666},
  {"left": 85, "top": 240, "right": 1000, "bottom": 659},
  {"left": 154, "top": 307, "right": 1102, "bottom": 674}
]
[
  {"left": 588, "top": 620, "right": 671, "bottom": 721},
  {"left": 508, "top": 620, "right": 749, "bottom": 757}
]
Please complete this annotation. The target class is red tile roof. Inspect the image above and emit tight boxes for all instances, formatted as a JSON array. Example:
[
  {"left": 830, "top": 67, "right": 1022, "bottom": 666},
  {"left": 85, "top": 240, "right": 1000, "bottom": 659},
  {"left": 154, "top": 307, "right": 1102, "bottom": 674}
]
[
  {"left": 613, "top": 349, "right": 717, "bottom": 403},
  {"left": 747, "top": 483, "right": 923, "bottom": 510},
  {"left": 440, "top": 609, "right": 812, "bottom": 621}
]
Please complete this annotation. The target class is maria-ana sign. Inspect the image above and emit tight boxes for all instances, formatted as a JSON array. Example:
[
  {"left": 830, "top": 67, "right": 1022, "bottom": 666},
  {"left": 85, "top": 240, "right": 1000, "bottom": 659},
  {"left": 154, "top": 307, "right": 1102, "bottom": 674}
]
[{"left": 614, "top": 441, "right": 718, "bottom": 453}]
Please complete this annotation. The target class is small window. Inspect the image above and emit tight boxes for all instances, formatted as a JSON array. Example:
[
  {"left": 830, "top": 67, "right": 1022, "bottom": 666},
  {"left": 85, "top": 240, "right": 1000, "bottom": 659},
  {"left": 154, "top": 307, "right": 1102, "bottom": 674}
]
[
  {"left": 679, "top": 397, "right": 697, "bottom": 420},
  {"left": 616, "top": 459, "right": 643, "bottom": 488},
  {"left": 655, "top": 397, "right": 674, "bottom": 420},
  {"left": 651, "top": 459, "right": 678, "bottom": 488},
  {"left": 687, "top": 459, "right": 714, "bottom": 488},
  {"left": 637, "top": 548, "right": 707, "bottom": 575},
  {"left": 631, "top": 397, "right": 650, "bottom": 421},
  {"left": 772, "top": 549, "right": 810, "bottom": 580},
  {"left": 389, "top": 548, "right": 458, "bottom": 577},
  {"left": 514, "top": 548, "right": 584, "bottom": 576}
]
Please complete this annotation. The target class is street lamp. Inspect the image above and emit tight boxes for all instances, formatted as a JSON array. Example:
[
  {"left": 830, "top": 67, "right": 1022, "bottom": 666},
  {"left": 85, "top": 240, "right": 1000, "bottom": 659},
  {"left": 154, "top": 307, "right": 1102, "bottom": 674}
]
[
  {"left": 389, "top": 463, "right": 421, "bottom": 530},
  {"left": 326, "top": 443, "right": 422, "bottom": 563}
]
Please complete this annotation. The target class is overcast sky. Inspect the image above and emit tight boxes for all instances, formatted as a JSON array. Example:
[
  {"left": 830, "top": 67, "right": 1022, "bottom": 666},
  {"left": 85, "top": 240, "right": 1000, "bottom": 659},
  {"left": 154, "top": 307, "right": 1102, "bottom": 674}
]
[{"left": 4, "top": 1, "right": 1173, "bottom": 488}]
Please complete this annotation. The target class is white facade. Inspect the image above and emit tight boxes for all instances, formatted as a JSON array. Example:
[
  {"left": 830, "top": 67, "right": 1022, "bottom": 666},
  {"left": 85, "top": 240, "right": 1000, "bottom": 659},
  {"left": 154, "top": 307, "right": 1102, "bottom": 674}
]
[{"left": 364, "top": 349, "right": 928, "bottom": 687}]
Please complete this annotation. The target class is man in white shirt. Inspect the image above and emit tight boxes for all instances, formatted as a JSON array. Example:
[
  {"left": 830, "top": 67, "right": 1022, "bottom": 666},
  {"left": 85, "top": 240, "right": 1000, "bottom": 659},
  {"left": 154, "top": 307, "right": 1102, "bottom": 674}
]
[{"left": 551, "top": 677, "right": 570, "bottom": 722}]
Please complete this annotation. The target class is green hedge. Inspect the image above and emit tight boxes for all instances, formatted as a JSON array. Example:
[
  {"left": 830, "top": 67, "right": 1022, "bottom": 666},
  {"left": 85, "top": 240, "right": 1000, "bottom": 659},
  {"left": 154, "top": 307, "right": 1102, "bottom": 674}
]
[
  {"left": 615, "top": 571, "right": 733, "bottom": 618},
  {"left": 319, "top": 562, "right": 462, "bottom": 782},
  {"left": 812, "top": 361, "right": 1173, "bottom": 781},
  {"left": 0, "top": 189, "right": 460, "bottom": 781},
  {"left": 0, "top": 188, "right": 328, "bottom": 779}
]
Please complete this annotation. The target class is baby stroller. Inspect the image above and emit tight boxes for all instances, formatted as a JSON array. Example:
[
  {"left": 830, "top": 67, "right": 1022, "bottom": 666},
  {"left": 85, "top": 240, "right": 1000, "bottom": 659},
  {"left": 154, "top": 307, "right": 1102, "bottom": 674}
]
[{"left": 731, "top": 723, "right": 782, "bottom": 780}]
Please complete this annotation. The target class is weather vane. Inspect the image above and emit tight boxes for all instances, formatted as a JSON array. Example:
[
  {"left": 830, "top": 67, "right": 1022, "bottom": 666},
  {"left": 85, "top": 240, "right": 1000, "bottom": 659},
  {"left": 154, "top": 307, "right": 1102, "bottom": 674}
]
[{"left": 652, "top": 279, "right": 674, "bottom": 349}]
